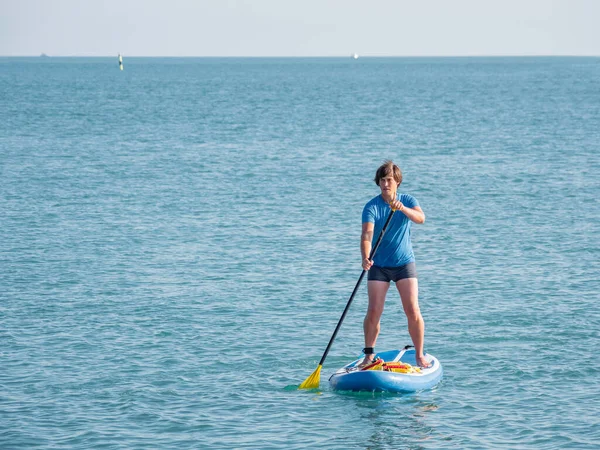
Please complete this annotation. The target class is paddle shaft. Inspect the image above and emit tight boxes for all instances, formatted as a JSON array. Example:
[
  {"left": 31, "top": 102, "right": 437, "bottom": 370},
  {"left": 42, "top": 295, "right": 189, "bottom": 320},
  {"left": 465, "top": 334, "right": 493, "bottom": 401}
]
[{"left": 316, "top": 209, "right": 395, "bottom": 367}]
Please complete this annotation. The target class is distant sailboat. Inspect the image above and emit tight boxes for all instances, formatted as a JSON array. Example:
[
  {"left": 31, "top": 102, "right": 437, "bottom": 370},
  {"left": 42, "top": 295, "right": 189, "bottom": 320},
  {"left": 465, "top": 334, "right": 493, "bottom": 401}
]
[
  {"left": 352, "top": 53, "right": 359, "bottom": 60},
  {"left": 118, "top": 53, "right": 123, "bottom": 70}
]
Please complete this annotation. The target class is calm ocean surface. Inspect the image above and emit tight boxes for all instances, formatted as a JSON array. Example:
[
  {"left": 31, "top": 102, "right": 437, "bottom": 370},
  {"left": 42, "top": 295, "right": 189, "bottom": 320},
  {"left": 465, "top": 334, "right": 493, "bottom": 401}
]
[{"left": 1, "top": 57, "right": 599, "bottom": 449}]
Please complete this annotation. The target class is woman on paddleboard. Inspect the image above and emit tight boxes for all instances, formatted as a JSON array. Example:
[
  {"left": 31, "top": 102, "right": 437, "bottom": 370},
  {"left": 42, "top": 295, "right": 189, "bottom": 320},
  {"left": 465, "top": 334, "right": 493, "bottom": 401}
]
[{"left": 360, "top": 160, "right": 430, "bottom": 368}]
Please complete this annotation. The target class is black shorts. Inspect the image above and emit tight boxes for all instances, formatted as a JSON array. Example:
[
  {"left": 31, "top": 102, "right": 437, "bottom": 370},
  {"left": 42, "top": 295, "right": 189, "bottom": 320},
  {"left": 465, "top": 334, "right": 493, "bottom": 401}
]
[{"left": 368, "top": 262, "right": 417, "bottom": 283}]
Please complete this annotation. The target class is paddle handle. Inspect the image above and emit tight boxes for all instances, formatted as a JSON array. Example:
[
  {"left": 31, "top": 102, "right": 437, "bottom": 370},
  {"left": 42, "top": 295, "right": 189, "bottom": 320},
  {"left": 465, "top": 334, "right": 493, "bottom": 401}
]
[{"left": 317, "top": 209, "right": 395, "bottom": 366}]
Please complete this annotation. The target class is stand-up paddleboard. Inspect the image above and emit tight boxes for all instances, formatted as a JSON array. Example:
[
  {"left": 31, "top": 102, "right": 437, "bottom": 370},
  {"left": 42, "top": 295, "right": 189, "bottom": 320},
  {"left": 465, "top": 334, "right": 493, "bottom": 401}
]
[{"left": 329, "top": 346, "right": 442, "bottom": 392}]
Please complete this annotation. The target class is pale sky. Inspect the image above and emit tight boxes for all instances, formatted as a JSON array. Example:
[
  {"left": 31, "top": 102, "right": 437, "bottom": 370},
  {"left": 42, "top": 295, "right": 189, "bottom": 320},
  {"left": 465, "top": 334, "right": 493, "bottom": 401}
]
[{"left": 1, "top": 0, "right": 599, "bottom": 57}]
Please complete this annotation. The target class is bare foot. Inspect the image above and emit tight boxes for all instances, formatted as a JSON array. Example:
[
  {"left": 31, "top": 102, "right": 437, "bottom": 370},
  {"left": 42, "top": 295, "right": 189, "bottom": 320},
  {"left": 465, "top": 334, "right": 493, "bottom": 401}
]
[
  {"left": 416, "top": 355, "right": 432, "bottom": 368},
  {"left": 356, "top": 355, "right": 375, "bottom": 369}
]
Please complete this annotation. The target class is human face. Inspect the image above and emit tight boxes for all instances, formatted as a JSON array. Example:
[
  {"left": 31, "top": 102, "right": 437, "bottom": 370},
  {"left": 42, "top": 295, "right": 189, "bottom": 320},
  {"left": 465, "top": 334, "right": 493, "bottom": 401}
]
[{"left": 379, "top": 175, "right": 399, "bottom": 200}]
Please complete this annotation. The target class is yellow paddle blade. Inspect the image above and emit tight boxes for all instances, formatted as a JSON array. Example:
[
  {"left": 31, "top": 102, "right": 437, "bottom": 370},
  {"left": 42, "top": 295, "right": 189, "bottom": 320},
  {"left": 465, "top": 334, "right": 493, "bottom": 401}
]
[{"left": 298, "top": 365, "right": 322, "bottom": 389}]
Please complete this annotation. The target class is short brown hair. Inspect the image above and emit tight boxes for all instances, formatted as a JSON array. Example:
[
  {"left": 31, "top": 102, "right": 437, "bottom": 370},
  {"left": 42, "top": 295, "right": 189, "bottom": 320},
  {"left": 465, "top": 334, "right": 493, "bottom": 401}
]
[{"left": 374, "top": 160, "right": 402, "bottom": 186}]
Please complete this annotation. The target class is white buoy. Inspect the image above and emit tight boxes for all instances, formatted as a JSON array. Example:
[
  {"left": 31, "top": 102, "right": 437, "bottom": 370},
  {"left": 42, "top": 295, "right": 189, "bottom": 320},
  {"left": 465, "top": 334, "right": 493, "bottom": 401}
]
[{"left": 118, "top": 53, "right": 123, "bottom": 71}]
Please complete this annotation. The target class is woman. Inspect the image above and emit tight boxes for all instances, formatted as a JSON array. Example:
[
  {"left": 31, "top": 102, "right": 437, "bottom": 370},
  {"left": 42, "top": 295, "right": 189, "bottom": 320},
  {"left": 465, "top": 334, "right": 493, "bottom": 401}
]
[{"left": 360, "top": 160, "right": 430, "bottom": 368}]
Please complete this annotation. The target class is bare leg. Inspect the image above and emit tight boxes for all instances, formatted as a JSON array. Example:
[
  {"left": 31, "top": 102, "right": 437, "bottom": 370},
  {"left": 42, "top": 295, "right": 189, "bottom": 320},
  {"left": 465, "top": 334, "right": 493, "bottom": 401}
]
[
  {"left": 395, "top": 278, "right": 430, "bottom": 367},
  {"left": 359, "top": 280, "right": 389, "bottom": 366}
]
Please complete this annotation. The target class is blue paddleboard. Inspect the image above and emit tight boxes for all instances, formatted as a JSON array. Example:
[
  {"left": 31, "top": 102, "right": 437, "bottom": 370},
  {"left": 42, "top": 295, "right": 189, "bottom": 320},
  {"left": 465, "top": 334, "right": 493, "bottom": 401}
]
[{"left": 329, "top": 347, "right": 443, "bottom": 392}]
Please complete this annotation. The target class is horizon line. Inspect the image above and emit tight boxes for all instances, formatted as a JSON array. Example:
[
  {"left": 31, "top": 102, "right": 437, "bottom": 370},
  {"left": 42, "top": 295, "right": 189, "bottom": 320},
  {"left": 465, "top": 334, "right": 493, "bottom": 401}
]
[{"left": 2, "top": 54, "right": 599, "bottom": 58}]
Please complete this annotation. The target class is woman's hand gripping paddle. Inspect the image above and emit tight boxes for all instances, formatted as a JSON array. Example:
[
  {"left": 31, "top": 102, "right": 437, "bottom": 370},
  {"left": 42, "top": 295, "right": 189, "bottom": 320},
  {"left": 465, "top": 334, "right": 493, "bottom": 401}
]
[{"left": 299, "top": 209, "right": 396, "bottom": 389}]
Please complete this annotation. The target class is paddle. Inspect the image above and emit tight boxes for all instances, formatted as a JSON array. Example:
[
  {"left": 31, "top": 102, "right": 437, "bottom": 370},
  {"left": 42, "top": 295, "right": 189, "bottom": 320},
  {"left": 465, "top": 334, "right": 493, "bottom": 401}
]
[{"left": 299, "top": 208, "right": 396, "bottom": 389}]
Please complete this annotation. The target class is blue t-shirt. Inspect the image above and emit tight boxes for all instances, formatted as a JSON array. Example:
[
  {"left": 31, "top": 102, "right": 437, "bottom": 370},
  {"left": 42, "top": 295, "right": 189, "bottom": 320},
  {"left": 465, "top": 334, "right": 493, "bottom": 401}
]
[{"left": 362, "top": 193, "right": 420, "bottom": 267}]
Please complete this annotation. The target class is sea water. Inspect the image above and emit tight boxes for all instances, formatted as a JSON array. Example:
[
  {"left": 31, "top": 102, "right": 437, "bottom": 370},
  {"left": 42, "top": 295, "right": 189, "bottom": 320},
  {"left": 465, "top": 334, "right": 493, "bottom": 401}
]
[{"left": 1, "top": 57, "right": 599, "bottom": 449}]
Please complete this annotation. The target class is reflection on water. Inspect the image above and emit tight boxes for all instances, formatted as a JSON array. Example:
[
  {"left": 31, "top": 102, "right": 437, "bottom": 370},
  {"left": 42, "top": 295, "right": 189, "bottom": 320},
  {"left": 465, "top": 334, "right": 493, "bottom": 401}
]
[{"left": 332, "top": 391, "right": 445, "bottom": 449}]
